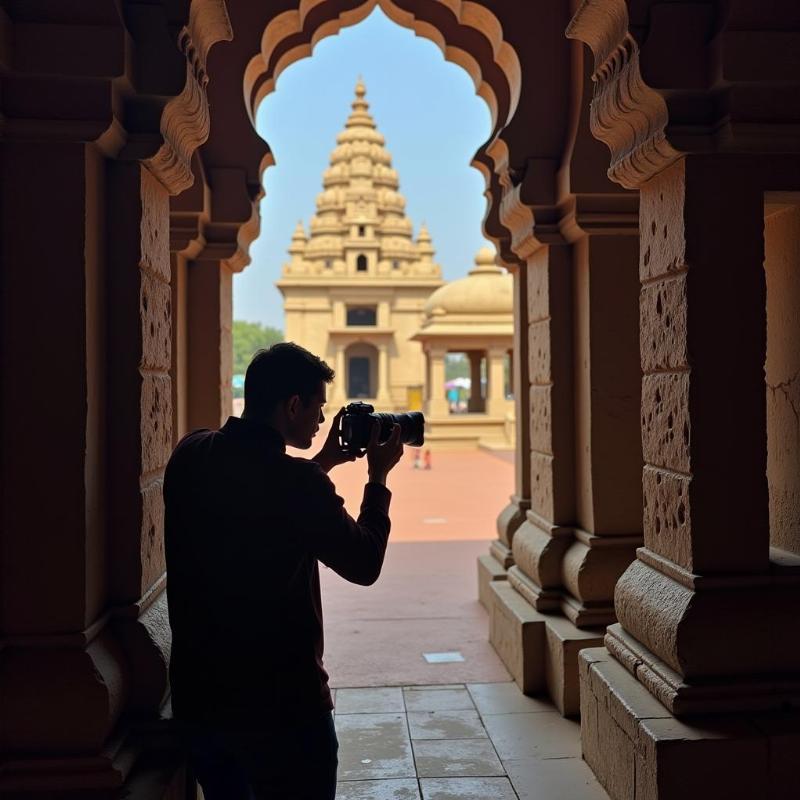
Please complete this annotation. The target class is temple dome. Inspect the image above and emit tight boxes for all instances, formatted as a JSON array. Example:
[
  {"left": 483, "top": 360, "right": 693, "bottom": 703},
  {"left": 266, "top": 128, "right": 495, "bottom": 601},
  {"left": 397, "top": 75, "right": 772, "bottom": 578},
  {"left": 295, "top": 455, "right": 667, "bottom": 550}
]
[{"left": 423, "top": 247, "right": 512, "bottom": 316}]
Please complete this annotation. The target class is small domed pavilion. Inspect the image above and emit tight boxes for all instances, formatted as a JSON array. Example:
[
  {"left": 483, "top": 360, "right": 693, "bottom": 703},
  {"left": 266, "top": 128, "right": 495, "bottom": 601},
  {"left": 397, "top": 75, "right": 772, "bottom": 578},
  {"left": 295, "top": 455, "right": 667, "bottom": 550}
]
[{"left": 412, "top": 247, "right": 515, "bottom": 449}]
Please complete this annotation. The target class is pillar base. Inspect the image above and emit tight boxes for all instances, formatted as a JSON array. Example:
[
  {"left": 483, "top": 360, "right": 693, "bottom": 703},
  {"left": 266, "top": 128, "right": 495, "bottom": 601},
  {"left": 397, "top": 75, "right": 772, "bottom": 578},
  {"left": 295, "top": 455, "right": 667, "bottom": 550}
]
[
  {"left": 580, "top": 647, "right": 800, "bottom": 800},
  {"left": 477, "top": 551, "right": 509, "bottom": 611},
  {"left": 488, "top": 581, "right": 603, "bottom": 715},
  {"left": 605, "top": 622, "right": 800, "bottom": 716}
]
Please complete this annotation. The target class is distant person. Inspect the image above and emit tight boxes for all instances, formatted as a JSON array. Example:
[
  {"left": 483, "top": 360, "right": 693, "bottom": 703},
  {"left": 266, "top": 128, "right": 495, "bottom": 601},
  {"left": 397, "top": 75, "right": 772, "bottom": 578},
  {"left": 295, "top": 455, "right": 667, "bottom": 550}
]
[
  {"left": 413, "top": 450, "right": 422, "bottom": 470},
  {"left": 423, "top": 448, "right": 432, "bottom": 470},
  {"left": 164, "top": 342, "right": 404, "bottom": 800}
]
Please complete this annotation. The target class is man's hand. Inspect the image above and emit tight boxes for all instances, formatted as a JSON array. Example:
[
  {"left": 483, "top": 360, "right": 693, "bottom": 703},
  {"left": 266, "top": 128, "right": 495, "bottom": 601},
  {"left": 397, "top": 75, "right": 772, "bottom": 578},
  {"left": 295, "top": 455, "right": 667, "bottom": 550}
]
[
  {"left": 312, "top": 407, "right": 363, "bottom": 473},
  {"left": 366, "top": 421, "right": 404, "bottom": 486}
]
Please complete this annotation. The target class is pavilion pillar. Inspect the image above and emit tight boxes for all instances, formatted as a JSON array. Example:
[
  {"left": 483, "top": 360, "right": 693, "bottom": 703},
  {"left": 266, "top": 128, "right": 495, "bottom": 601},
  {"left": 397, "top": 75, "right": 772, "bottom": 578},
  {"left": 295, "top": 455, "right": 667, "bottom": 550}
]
[
  {"left": 426, "top": 347, "right": 450, "bottom": 418},
  {"left": 486, "top": 347, "right": 508, "bottom": 417},
  {"left": 467, "top": 350, "right": 484, "bottom": 412}
]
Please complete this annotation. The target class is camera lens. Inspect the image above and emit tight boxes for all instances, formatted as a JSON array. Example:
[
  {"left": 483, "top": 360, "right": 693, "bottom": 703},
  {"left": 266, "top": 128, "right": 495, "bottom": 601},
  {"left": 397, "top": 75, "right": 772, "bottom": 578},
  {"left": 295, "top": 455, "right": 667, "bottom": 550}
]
[{"left": 372, "top": 412, "right": 424, "bottom": 447}]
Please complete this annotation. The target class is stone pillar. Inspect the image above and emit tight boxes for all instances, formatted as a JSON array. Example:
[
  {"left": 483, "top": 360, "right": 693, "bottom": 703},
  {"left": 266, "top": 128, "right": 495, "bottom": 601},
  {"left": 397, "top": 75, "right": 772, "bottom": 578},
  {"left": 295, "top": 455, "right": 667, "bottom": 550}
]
[
  {"left": 186, "top": 259, "right": 234, "bottom": 430},
  {"left": 488, "top": 196, "right": 641, "bottom": 715},
  {"left": 573, "top": 157, "right": 800, "bottom": 800},
  {"left": 377, "top": 343, "right": 391, "bottom": 404},
  {"left": 482, "top": 265, "right": 532, "bottom": 602},
  {"left": 106, "top": 161, "right": 173, "bottom": 711},
  {"left": 467, "top": 350, "right": 485, "bottom": 412},
  {"left": 426, "top": 348, "right": 450, "bottom": 418},
  {"left": 0, "top": 141, "right": 130, "bottom": 775},
  {"left": 486, "top": 347, "right": 508, "bottom": 417}
]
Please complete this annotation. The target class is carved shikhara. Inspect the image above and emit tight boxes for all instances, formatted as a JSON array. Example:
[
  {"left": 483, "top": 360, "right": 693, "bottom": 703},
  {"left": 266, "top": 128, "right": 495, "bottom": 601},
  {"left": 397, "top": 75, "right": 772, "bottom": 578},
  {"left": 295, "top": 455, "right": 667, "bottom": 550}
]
[
  {"left": 145, "top": 0, "right": 233, "bottom": 195},
  {"left": 567, "top": 0, "right": 680, "bottom": 190}
]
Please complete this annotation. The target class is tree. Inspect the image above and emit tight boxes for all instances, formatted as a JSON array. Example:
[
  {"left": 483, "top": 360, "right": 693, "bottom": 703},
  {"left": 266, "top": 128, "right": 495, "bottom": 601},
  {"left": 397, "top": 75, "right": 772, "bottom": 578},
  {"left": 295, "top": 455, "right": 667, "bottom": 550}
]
[{"left": 232, "top": 321, "right": 283, "bottom": 395}]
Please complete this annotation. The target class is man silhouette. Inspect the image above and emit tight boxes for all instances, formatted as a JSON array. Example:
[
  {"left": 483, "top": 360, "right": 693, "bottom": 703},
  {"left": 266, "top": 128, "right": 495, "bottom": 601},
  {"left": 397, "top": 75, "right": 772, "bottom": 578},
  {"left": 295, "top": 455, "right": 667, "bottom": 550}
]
[{"left": 164, "top": 342, "right": 403, "bottom": 799}]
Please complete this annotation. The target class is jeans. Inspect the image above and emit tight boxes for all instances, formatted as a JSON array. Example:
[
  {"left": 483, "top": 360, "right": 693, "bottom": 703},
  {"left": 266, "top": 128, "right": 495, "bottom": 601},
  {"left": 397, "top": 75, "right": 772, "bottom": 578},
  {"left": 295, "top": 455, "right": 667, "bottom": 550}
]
[{"left": 185, "top": 711, "right": 338, "bottom": 800}]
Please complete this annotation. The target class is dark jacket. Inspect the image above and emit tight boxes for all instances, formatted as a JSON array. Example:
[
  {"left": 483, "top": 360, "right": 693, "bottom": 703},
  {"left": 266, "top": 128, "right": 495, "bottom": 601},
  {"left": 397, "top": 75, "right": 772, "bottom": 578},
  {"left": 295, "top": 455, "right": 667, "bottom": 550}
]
[{"left": 164, "top": 416, "right": 391, "bottom": 726}]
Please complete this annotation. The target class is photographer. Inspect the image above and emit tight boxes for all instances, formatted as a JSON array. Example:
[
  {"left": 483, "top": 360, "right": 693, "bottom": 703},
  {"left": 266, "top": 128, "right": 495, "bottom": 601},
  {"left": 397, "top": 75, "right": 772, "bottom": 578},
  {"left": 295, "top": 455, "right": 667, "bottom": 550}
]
[{"left": 164, "top": 342, "right": 404, "bottom": 800}]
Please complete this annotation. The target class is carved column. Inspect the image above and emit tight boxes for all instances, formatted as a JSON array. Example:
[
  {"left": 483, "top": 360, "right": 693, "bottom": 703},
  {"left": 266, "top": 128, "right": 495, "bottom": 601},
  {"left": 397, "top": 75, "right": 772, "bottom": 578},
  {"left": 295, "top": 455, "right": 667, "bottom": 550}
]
[
  {"left": 487, "top": 45, "right": 643, "bottom": 713},
  {"left": 186, "top": 258, "right": 234, "bottom": 430},
  {"left": 481, "top": 262, "right": 533, "bottom": 604},
  {"left": 568, "top": 2, "right": 800, "bottom": 797},
  {"left": 0, "top": 139, "right": 131, "bottom": 784}
]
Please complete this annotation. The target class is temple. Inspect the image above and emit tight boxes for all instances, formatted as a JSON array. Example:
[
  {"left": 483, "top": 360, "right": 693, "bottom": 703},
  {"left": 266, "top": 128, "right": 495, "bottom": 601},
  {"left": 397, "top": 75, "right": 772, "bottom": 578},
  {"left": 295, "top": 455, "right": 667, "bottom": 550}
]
[{"left": 276, "top": 80, "right": 443, "bottom": 410}]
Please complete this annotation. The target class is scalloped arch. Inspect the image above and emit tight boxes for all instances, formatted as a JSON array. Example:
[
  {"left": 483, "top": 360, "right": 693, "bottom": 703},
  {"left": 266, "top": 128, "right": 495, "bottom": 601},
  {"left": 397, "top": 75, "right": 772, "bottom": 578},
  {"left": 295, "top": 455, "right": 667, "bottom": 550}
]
[{"left": 241, "top": 0, "right": 521, "bottom": 175}]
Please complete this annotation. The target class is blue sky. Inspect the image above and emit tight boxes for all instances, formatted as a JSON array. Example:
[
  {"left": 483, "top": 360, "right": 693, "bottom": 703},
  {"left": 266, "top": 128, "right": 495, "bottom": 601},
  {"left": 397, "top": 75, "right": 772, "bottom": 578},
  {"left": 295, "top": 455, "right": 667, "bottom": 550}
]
[{"left": 233, "top": 7, "right": 493, "bottom": 330}]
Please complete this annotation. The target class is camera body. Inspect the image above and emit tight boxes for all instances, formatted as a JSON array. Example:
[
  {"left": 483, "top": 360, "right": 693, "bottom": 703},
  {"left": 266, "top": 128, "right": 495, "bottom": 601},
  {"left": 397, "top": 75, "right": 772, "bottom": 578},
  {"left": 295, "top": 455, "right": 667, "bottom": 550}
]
[{"left": 340, "top": 402, "right": 425, "bottom": 449}]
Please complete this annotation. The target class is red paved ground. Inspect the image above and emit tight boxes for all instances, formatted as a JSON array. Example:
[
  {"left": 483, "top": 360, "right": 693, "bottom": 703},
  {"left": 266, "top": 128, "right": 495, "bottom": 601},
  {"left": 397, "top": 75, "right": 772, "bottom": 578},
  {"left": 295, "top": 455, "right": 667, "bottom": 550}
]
[
  {"left": 290, "top": 419, "right": 515, "bottom": 543},
  {"left": 320, "top": 539, "right": 511, "bottom": 687}
]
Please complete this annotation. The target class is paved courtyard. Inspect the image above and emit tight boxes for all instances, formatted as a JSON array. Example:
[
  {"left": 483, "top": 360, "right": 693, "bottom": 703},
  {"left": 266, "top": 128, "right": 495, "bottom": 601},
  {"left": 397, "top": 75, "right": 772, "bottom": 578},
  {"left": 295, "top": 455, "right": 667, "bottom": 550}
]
[
  {"left": 321, "top": 541, "right": 609, "bottom": 799},
  {"left": 332, "top": 683, "right": 608, "bottom": 799}
]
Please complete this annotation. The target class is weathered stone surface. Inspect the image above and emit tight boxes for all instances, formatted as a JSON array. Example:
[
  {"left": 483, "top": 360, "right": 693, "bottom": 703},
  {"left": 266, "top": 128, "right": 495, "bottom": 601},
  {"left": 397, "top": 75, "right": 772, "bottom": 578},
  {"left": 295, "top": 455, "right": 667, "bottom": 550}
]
[
  {"left": 581, "top": 648, "right": 772, "bottom": 800},
  {"left": 477, "top": 554, "right": 507, "bottom": 611},
  {"left": 639, "top": 275, "right": 688, "bottom": 374},
  {"left": 639, "top": 163, "right": 687, "bottom": 283},
  {"left": 543, "top": 616, "right": 603, "bottom": 717},
  {"left": 488, "top": 581, "right": 545, "bottom": 694},
  {"left": 527, "top": 320, "right": 551, "bottom": 384},
  {"left": 561, "top": 537, "right": 638, "bottom": 605},
  {"left": 641, "top": 466, "right": 692, "bottom": 569},
  {"left": 528, "top": 384, "right": 552, "bottom": 454},
  {"left": 140, "top": 373, "right": 173, "bottom": 475},
  {"left": 140, "top": 271, "right": 172, "bottom": 371},
  {"left": 511, "top": 518, "right": 568, "bottom": 589},
  {"left": 613, "top": 562, "right": 686, "bottom": 675},
  {"left": 641, "top": 373, "right": 690, "bottom": 473},
  {"left": 140, "top": 168, "right": 170, "bottom": 281},
  {"left": 526, "top": 251, "right": 550, "bottom": 321},
  {"left": 140, "top": 480, "right": 166, "bottom": 591},
  {"left": 529, "top": 451, "right": 555, "bottom": 521}
]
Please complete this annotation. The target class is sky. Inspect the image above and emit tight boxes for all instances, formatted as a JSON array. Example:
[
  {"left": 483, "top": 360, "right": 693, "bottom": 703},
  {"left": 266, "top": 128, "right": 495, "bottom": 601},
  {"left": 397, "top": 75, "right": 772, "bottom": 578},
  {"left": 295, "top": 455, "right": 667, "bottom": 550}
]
[{"left": 233, "top": 7, "right": 494, "bottom": 330}]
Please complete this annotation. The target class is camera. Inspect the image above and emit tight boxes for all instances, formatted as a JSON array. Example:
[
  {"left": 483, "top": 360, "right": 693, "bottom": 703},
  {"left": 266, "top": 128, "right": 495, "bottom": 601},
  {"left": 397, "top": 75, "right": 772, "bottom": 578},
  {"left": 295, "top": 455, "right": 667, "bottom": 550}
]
[{"left": 340, "top": 402, "right": 425, "bottom": 449}]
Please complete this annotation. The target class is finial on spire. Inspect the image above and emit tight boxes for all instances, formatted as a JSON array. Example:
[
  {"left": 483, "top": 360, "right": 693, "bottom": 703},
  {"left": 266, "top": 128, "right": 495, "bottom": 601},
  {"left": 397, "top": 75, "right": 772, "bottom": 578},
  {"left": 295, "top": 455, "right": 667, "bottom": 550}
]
[
  {"left": 355, "top": 76, "right": 366, "bottom": 98},
  {"left": 418, "top": 222, "right": 431, "bottom": 241},
  {"left": 291, "top": 220, "right": 307, "bottom": 240}
]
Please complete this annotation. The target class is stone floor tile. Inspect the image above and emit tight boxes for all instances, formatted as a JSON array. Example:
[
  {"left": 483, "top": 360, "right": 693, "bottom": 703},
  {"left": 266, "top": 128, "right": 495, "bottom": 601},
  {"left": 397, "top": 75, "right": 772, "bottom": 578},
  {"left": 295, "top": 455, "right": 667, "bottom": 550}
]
[
  {"left": 504, "top": 756, "right": 610, "bottom": 799},
  {"left": 336, "top": 779, "right": 422, "bottom": 799},
  {"left": 404, "top": 684, "right": 467, "bottom": 691},
  {"left": 483, "top": 711, "right": 582, "bottom": 760},
  {"left": 467, "top": 681, "right": 554, "bottom": 715},
  {"left": 336, "top": 687, "right": 405, "bottom": 714},
  {"left": 336, "top": 713, "right": 415, "bottom": 780},
  {"left": 412, "top": 738, "right": 504, "bottom": 778},
  {"left": 419, "top": 777, "right": 517, "bottom": 800},
  {"left": 404, "top": 688, "right": 475, "bottom": 712},
  {"left": 407, "top": 710, "right": 488, "bottom": 740}
]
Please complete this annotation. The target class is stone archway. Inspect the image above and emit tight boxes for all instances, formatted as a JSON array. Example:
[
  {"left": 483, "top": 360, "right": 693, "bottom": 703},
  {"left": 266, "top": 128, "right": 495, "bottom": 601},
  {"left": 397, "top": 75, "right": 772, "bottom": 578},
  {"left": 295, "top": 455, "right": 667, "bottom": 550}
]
[{"left": 0, "top": 1, "right": 648, "bottom": 796}]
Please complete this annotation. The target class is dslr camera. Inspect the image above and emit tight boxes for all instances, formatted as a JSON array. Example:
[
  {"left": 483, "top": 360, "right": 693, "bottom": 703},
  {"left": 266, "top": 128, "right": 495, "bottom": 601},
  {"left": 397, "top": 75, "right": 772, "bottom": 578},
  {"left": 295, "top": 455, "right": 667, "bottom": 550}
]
[{"left": 340, "top": 402, "right": 425, "bottom": 450}]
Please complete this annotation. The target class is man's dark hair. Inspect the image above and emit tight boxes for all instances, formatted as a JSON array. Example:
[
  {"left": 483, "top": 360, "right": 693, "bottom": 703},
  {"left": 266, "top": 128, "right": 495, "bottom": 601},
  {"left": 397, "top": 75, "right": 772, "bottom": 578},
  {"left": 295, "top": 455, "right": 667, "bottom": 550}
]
[{"left": 244, "top": 342, "right": 334, "bottom": 415}]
